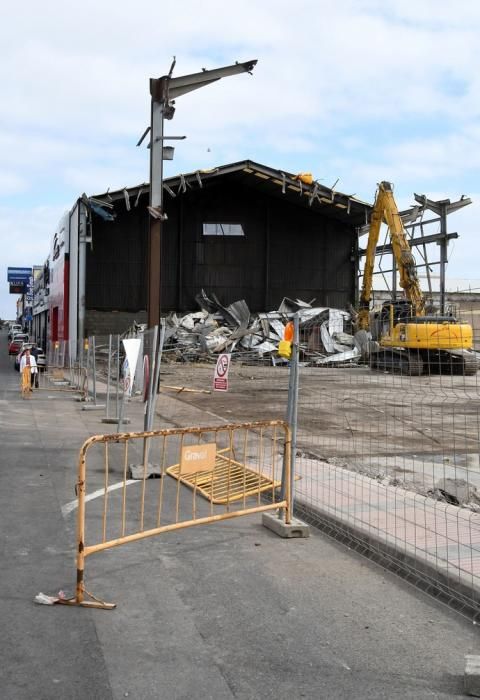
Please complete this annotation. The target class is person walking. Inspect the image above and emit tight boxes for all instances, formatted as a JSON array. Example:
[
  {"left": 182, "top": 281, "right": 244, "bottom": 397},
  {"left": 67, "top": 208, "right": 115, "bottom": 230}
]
[
  {"left": 30, "top": 344, "right": 41, "bottom": 388},
  {"left": 19, "top": 348, "right": 38, "bottom": 397}
]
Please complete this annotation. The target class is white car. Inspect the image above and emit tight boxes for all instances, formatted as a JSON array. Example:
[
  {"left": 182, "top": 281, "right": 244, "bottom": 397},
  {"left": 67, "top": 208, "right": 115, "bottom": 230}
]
[{"left": 8, "top": 324, "right": 22, "bottom": 341}]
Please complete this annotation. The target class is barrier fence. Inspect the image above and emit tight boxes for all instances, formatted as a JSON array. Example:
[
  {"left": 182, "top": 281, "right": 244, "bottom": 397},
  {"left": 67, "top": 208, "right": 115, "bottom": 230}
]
[
  {"left": 43, "top": 327, "right": 162, "bottom": 424},
  {"left": 291, "top": 310, "right": 480, "bottom": 619},
  {"left": 30, "top": 305, "right": 480, "bottom": 618},
  {"left": 61, "top": 420, "right": 290, "bottom": 608},
  {"left": 138, "top": 307, "right": 480, "bottom": 619}
]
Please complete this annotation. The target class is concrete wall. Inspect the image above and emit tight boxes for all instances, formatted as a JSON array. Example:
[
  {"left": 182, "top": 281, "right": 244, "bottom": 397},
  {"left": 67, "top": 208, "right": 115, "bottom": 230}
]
[{"left": 84, "top": 309, "right": 147, "bottom": 337}]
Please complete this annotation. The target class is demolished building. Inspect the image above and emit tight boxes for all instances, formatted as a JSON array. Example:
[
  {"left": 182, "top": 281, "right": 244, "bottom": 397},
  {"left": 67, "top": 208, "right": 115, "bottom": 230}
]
[
  {"left": 162, "top": 291, "right": 360, "bottom": 365},
  {"left": 47, "top": 160, "right": 371, "bottom": 355}
]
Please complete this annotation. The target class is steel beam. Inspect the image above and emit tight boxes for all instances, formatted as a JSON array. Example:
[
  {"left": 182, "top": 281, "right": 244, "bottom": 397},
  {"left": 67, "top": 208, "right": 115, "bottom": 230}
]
[{"left": 359, "top": 231, "right": 458, "bottom": 256}]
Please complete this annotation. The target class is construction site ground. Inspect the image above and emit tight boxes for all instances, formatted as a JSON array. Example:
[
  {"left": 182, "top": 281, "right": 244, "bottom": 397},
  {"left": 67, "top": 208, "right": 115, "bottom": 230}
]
[{"left": 159, "top": 360, "right": 480, "bottom": 488}]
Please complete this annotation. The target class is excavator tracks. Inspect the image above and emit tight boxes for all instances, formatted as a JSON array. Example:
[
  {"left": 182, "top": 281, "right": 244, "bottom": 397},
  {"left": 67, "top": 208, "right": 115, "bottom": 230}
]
[
  {"left": 424, "top": 351, "right": 479, "bottom": 377},
  {"left": 370, "top": 350, "right": 423, "bottom": 376},
  {"left": 370, "top": 349, "right": 478, "bottom": 377}
]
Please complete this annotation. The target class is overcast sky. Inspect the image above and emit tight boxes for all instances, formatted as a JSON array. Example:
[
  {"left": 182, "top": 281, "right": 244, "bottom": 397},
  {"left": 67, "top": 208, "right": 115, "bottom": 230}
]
[{"left": 1, "top": 0, "right": 479, "bottom": 319}]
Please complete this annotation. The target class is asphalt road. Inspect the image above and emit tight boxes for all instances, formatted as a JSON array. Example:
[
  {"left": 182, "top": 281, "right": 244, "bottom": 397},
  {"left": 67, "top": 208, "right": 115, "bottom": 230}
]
[{"left": 0, "top": 328, "right": 478, "bottom": 699}]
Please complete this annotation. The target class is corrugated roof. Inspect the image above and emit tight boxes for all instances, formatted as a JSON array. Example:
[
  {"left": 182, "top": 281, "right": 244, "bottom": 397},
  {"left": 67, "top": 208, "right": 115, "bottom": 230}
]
[{"left": 92, "top": 159, "right": 372, "bottom": 226}]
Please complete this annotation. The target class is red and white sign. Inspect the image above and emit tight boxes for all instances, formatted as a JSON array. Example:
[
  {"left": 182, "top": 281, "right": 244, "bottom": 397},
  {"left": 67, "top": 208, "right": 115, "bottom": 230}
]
[{"left": 213, "top": 353, "right": 231, "bottom": 392}]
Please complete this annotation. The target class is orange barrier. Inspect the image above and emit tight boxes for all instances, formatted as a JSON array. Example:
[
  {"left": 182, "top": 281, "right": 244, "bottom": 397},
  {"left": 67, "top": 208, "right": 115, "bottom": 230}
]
[{"left": 61, "top": 420, "right": 291, "bottom": 609}]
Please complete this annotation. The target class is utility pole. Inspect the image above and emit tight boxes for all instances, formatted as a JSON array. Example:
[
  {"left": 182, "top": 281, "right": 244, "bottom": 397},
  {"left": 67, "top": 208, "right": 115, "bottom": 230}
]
[{"left": 144, "top": 58, "right": 257, "bottom": 327}]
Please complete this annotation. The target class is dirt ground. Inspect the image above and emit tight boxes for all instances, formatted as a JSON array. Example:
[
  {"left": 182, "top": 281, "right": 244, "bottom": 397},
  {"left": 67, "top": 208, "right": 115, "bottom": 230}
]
[{"left": 159, "top": 359, "right": 480, "bottom": 493}]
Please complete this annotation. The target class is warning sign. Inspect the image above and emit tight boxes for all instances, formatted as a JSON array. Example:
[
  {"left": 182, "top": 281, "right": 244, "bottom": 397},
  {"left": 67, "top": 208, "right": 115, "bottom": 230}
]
[{"left": 213, "top": 353, "right": 231, "bottom": 392}]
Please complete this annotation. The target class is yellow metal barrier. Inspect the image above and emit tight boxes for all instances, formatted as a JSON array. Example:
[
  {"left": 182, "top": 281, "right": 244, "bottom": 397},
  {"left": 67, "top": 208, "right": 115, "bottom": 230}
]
[{"left": 61, "top": 420, "right": 291, "bottom": 609}]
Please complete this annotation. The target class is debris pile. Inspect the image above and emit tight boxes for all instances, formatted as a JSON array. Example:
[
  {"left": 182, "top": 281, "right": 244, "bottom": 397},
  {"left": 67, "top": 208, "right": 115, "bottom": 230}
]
[{"left": 162, "top": 290, "right": 361, "bottom": 366}]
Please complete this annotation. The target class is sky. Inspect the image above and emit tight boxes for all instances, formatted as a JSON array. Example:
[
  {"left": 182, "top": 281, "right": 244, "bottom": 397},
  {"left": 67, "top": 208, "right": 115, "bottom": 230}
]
[{"left": 1, "top": 0, "right": 480, "bottom": 319}]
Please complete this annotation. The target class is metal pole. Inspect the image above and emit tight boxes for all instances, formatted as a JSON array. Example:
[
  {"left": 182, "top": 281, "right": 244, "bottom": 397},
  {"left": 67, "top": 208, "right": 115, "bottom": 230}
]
[
  {"left": 86, "top": 340, "right": 91, "bottom": 401},
  {"left": 148, "top": 321, "right": 165, "bottom": 431},
  {"left": 75, "top": 449, "right": 87, "bottom": 604},
  {"left": 115, "top": 334, "right": 120, "bottom": 419},
  {"left": 289, "top": 314, "right": 300, "bottom": 507},
  {"left": 144, "top": 326, "right": 159, "bottom": 431},
  {"left": 78, "top": 203, "right": 87, "bottom": 348},
  {"left": 105, "top": 334, "right": 112, "bottom": 418},
  {"left": 69, "top": 340, "right": 73, "bottom": 385},
  {"left": 142, "top": 324, "right": 164, "bottom": 471},
  {"left": 147, "top": 96, "right": 165, "bottom": 328},
  {"left": 117, "top": 390, "right": 127, "bottom": 433},
  {"left": 142, "top": 325, "right": 158, "bottom": 471},
  {"left": 92, "top": 335, "right": 97, "bottom": 404},
  {"left": 281, "top": 313, "right": 298, "bottom": 506},
  {"left": 439, "top": 202, "right": 447, "bottom": 315}
]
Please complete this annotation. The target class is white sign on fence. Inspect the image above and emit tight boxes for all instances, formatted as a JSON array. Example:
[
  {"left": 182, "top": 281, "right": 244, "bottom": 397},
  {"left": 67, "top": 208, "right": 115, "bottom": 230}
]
[
  {"left": 213, "top": 353, "right": 231, "bottom": 392},
  {"left": 122, "top": 339, "right": 142, "bottom": 397}
]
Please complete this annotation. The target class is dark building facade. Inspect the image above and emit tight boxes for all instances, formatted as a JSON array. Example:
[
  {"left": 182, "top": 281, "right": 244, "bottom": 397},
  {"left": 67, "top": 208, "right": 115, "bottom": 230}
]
[{"left": 84, "top": 161, "right": 370, "bottom": 335}]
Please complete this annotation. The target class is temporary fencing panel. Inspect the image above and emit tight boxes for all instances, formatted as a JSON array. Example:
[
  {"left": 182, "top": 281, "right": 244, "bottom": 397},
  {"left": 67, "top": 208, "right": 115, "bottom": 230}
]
[
  {"left": 291, "top": 309, "right": 480, "bottom": 620},
  {"left": 62, "top": 420, "right": 290, "bottom": 608},
  {"left": 37, "top": 340, "right": 87, "bottom": 398}
]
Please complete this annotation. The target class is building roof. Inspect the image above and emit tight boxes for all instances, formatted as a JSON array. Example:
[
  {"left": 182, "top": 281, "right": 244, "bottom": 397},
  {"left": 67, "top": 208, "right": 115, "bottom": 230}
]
[{"left": 92, "top": 159, "right": 372, "bottom": 227}]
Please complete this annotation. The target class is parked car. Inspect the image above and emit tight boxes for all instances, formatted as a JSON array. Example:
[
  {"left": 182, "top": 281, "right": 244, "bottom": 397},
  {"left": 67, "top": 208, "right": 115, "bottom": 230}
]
[
  {"left": 14, "top": 343, "right": 45, "bottom": 371},
  {"left": 9, "top": 334, "right": 29, "bottom": 355},
  {"left": 8, "top": 324, "right": 22, "bottom": 341},
  {"left": 35, "top": 347, "right": 47, "bottom": 371}
]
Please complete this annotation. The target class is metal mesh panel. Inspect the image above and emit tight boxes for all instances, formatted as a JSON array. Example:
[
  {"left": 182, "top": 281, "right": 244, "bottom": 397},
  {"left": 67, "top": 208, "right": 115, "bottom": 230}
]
[{"left": 294, "top": 308, "right": 480, "bottom": 619}]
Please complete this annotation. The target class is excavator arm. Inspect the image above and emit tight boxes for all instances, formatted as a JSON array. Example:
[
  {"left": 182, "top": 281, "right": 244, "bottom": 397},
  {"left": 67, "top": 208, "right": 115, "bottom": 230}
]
[{"left": 358, "top": 181, "right": 425, "bottom": 330}]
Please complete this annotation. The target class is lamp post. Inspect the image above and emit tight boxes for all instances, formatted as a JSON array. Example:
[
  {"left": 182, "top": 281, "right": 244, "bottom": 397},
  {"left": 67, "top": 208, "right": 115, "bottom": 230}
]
[{"left": 146, "top": 58, "right": 257, "bottom": 328}]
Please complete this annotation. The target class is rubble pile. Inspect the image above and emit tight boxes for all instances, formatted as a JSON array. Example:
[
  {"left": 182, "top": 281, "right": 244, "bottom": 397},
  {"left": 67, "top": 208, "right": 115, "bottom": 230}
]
[{"left": 162, "top": 290, "right": 361, "bottom": 366}]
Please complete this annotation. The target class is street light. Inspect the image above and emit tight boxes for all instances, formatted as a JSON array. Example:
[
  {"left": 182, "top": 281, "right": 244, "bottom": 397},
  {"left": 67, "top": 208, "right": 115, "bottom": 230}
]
[{"left": 146, "top": 58, "right": 258, "bottom": 328}]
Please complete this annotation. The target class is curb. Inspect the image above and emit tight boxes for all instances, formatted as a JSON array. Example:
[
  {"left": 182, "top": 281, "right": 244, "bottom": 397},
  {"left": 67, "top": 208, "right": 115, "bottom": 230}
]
[{"left": 294, "top": 499, "right": 480, "bottom": 620}]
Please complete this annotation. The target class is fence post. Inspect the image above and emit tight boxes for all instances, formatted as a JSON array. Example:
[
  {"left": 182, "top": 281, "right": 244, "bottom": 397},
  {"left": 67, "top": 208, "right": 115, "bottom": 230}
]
[
  {"left": 144, "top": 326, "right": 159, "bottom": 432},
  {"left": 105, "top": 334, "right": 112, "bottom": 418},
  {"left": 83, "top": 335, "right": 106, "bottom": 411},
  {"left": 281, "top": 312, "right": 300, "bottom": 511},
  {"left": 115, "top": 334, "right": 120, "bottom": 419},
  {"left": 75, "top": 448, "right": 87, "bottom": 604},
  {"left": 85, "top": 339, "right": 91, "bottom": 401},
  {"left": 290, "top": 313, "right": 300, "bottom": 507},
  {"left": 147, "top": 322, "right": 165, "bottom": 431},
  {"left": 92, "top": 336, "right": 97, "bottom": 404},
  {"left": 141, "top": 324, "right": 165, "bottom": 472},
  {"left": 68, "top": 340, "right": 73, "bottom": 385}
]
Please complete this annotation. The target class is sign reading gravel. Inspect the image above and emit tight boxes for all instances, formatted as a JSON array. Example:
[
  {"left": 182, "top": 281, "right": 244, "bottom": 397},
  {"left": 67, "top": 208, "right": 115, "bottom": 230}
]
[
  {"left": 180, "top": 443, "right": 217, "bottom": 474},
  {"left": 213, "top": 353, "right": 231, "bottom": 391}
]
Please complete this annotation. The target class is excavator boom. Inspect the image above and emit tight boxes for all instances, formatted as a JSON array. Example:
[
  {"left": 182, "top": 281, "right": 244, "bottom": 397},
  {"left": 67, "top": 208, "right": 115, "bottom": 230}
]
[{"left": 359, "top": 181, "right": 424, "bottom": 329}]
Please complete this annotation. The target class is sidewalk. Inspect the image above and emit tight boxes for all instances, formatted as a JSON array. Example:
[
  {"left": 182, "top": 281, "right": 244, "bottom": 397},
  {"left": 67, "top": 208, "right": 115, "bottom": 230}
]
[
  {"left": 1, "top": 339, "right": 479, "bottom": 699},
  {"left": 295, "top": 462, "right": 480, "bottom": 610}
]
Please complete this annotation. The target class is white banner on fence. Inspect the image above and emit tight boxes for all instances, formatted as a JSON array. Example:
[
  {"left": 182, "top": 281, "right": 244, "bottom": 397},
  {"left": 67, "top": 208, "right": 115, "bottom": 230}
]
[
  {"left": 122, "top": 339, "right": 142, "bottom": 397},
  {"left": 213, "top": 353, "right": 231, "bottom": 392}
]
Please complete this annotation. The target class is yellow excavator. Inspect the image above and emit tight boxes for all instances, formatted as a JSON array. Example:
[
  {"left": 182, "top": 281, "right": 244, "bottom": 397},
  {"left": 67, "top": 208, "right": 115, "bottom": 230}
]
[{"left": 357, "top": 181, "right": 477, "bottom": 376}]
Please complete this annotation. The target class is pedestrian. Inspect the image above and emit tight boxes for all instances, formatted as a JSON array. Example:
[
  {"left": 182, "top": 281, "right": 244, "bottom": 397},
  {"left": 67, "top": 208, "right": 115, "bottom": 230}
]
[
  {"left": 19, "top": 348, "right": 38, "bottom": 397},
  {"left": 30, "top": 344, "right": 41, "bottom": 388}
]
